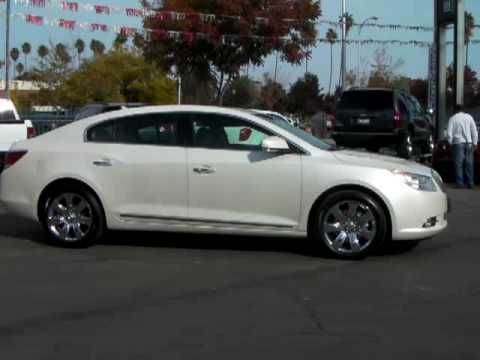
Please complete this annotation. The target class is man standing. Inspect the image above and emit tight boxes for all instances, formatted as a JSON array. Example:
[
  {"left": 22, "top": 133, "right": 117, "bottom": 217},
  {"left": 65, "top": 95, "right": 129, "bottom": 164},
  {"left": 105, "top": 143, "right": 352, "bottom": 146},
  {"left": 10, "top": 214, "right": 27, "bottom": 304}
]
[{"left": 447, "top": 105, "right": 478, "bottom": 188}]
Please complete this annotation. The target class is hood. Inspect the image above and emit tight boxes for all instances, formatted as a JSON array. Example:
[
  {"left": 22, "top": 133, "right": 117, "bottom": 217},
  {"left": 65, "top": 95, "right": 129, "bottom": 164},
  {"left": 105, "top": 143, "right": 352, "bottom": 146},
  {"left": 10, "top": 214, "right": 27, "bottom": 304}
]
[{"left": 332, "top": 150, "right": 432, "bottom": 176}]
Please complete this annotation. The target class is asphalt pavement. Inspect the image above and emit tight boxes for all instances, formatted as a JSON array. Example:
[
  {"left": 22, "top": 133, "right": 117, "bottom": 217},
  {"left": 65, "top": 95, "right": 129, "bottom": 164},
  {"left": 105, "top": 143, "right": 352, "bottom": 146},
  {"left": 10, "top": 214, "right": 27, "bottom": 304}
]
[{"left": 0, "top": 187, "right": 479, "bottom": 360}]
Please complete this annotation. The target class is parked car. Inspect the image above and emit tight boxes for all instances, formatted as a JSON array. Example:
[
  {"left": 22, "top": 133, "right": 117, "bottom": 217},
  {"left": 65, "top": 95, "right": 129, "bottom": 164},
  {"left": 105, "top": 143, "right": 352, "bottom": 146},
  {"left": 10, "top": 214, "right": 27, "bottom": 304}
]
[
  {"left": 248, "top": 109, "right": 298, "bottom": 127},
  {"left": 74, "top": 103, "right": 148, "bottom": 121},
  {"left": 432, "top": 118, "right": 480, "bottom": 183},
  {"left": 0, "top": 98, "right": 35, "bottom": 172},
  {"left": 0, "top": 106, "right": 448, "bottom": 259},
  {"left": 332, "top": 88, "right": 434, "bottom": 159}
]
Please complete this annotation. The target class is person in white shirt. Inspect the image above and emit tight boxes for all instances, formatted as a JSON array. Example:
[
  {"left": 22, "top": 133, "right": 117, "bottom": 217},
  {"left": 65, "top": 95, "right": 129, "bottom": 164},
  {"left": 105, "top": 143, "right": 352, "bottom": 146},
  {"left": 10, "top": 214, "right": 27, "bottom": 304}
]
[{"left": 447, "top": 105, "right": 478, "bottom": 188}]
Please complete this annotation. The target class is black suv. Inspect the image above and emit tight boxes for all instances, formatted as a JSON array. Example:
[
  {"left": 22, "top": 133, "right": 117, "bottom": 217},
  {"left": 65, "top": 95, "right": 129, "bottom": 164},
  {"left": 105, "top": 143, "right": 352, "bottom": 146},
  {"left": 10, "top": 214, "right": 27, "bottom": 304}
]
[
  {"left": 74, "top": 103, "right": 148, "bottom": 121},
  {"left": 332, "top": 89, "right": 433, "bottom": 159}
]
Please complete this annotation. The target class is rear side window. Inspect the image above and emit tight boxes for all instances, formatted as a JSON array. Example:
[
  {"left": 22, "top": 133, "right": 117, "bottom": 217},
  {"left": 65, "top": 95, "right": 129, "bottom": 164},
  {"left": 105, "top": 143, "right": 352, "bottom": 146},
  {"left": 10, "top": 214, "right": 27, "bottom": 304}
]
[
  {"left": 338, "top": 91, "right": 393, "bottom": 112},
  {"left": 0, "top": 110, "right": 18, "bottom": 122},
  {"left": 86, "top": 114, "right": 178, "bottom": 146}
]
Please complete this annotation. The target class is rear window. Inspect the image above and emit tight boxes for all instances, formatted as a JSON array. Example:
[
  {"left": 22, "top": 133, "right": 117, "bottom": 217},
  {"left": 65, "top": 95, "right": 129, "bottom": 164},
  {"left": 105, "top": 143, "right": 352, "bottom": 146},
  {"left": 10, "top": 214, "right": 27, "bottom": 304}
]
[
  {"left": 338, "top": 91, "right": 393, "bottom": 112},
  {"left": 0, "top": 110, "right": 18, "bottom": 122}
]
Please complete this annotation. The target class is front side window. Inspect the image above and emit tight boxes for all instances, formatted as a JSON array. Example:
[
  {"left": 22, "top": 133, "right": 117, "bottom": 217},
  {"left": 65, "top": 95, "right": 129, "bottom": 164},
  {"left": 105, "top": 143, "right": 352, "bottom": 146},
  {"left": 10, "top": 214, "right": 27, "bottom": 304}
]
[
  {"left": 86, "top": 114, "right": 178, "bottom": 146},
  {"left": 0, "top": 110, "right": 18, "bottom": 122},
  {"left": 190, "top": 114, "right": 272, "bottom": 151}
]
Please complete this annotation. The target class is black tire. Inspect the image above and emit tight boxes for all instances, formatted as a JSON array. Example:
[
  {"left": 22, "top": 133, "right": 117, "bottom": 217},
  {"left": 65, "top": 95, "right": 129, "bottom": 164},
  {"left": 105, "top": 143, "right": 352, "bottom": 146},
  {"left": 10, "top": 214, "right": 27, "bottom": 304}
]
[
  {"left": 310, "top": 190, "right": 388, "bottom": 260},
  {"left": 397, "top": 132, "right": 415, "bottom": 159},
  {"left": 40, "top": 183, "right": 105, "bottom": 248}
]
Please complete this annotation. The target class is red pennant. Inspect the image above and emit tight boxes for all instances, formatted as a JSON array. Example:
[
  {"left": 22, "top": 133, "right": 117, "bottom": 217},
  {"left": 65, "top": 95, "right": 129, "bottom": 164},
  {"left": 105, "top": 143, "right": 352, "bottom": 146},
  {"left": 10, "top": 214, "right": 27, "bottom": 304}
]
[
  {"left": 59, "top": 19, "right": 76, "bottom": 30},
  {"left": 26, "top": 14, "right": 44, "bottom": 26},
  {"left": 62, "top": 1, "right": 79, "bottom": 12},
  {"left": 94, "top": 5, "right": 110, "bottom": 14}
]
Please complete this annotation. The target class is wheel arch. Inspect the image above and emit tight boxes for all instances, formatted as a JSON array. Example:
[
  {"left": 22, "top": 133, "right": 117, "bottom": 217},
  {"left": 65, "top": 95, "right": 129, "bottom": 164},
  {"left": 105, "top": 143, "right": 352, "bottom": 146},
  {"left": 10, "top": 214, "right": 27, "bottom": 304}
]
[
  {"left": 307, "top": 184, "right": 393, "bottom": 239},
  {"left": 37, "top": 177, "right": 106, "bottom": 224}
]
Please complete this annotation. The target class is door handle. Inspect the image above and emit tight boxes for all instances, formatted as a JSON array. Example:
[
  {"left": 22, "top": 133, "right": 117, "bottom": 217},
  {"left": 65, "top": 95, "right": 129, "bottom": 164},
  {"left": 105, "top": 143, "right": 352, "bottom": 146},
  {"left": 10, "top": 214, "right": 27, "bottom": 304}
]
[
  {"left": 93, "top": 159, "right": 113, "bottom": 167},
  {"left": 193, "top": 165, "right": 216, "bottom": 174}
]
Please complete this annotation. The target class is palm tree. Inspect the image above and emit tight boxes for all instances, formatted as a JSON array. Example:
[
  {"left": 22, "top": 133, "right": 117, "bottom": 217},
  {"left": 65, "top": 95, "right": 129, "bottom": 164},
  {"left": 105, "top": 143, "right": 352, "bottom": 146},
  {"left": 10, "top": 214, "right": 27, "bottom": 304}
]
[
  {"left": 465, "top": 12, "right": 475, "bottom": 66},
  {"left": 10, "top": 48, "right": 20, "bottom": 78},
  {"left": 90, "top": 39, "right": 106, "bottom": 57},
  {"left": 16, "top": 62, "right": 24, "bottom": 78},
  {"left": 74, "top": 38, "right": 85, "bottom": 67},
  {"left": 113, "top": 33, "right": 128, "bottom": 50},
  {"left": 37, "top": 45, "right": 49, "bottom": 70},
  {"left": 133, "top": 33, "right": 145, "bottom": 50},
  {"left": 326, "top": 28, "right": 338, "bottom": 94},
  {"left": 55, "top": 43, "right": 72, "bottom": 68},
  {"left": 21, "top": 42, "right": 31, "bottom": 72}
]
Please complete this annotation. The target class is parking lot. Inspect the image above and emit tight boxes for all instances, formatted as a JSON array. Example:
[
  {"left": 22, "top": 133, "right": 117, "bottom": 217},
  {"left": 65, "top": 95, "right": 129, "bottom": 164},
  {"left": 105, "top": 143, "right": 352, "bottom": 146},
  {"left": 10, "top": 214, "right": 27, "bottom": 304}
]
[{"left": 0, "top": 186, "right": 478, "bottom": 359}]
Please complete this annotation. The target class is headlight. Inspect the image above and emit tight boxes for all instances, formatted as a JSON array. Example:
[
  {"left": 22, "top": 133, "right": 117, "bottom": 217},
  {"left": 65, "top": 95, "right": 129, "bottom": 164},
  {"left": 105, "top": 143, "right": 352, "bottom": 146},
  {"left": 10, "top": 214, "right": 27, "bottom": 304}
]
[{"left": 391, "top": 170, "right": 436, "bottom": 192}]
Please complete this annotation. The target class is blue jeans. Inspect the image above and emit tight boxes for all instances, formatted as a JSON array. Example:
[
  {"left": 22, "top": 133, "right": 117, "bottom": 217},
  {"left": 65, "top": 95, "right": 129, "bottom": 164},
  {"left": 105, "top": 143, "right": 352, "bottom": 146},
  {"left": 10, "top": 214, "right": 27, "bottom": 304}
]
[{"left": 452, "top": 143, "right": 474, "bottom": 186}]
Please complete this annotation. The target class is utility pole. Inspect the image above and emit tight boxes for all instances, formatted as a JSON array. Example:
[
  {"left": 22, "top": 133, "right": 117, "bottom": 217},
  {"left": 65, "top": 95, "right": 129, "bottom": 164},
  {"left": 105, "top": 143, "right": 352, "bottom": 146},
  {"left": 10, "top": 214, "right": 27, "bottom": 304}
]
[
  {"left": 5, "top": 0, "right": 11, "bottom": 99},
  {"left": 454, "top": 0, "right": 465, "bottom": 106},
  {"left": 340, "top": 0, "right": 347, "bottom": 92}
]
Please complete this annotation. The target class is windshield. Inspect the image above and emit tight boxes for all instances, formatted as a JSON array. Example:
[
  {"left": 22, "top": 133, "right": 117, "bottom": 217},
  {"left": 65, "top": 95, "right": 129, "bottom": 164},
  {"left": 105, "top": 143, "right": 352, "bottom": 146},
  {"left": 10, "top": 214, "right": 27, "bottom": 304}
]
[{"left": 266, "top": 117, "right": 333, "bottom": 150}]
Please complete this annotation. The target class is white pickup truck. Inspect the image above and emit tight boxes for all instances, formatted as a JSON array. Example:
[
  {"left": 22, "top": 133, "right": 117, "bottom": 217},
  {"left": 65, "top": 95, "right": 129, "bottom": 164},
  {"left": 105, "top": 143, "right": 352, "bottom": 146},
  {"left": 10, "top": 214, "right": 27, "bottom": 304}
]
[{"left": 0, "top": 98, "right": 35, "bottom": 172}]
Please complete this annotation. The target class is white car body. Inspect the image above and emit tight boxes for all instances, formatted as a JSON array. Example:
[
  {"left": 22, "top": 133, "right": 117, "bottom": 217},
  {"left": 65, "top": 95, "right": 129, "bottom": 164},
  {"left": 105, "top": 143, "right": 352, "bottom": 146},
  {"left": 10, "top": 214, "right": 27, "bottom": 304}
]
[{"left": 0, "top": 106, "right": 448, "bottom": 255}]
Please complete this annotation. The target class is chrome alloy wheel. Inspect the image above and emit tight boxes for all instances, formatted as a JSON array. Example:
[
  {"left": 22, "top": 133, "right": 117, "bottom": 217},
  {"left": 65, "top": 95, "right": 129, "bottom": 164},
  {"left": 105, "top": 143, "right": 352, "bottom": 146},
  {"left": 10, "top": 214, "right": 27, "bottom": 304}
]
[
  {"left": 322, "top": 200, "right": 377, "bottom": 255},
  {"left": 405, "top": 135, "right": 414, "bottom": 157},
  {"left": 46, "top": 193, "right": 93, "bottom": 242}
]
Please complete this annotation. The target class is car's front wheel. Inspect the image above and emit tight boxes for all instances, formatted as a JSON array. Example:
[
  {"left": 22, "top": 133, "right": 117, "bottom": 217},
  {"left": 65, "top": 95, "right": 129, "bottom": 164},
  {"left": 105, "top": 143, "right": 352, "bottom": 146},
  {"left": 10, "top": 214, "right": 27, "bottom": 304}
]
[
  {"left": 311, "top": 190, "right": 388, "bottom": 259},
  {"left": 41, "top": 184, "right": 105, "bottom": 247}
]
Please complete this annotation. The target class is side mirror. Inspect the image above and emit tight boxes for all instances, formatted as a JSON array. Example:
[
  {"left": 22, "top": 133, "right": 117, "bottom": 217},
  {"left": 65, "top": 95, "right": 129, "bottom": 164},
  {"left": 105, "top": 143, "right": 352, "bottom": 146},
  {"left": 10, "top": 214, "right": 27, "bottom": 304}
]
[{"left": 261, "top": 136, "right": 290, "bottom": 153}]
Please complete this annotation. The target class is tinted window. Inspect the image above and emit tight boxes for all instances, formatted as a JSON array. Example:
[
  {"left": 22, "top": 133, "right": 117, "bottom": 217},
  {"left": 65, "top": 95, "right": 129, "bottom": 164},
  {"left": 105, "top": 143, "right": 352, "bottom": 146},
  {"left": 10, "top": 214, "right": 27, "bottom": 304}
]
[
  {"left": 87, "top": 114, "right": 178, "bottom": 145},
  {"left": 190, "top": 114, "right": 272, "bottom": 150},
  {"left": 0, "top": 110, "right": 17, "bottom": 122},
  {"left": 338, "top": 91, "right": 393, "bottom": 112}
]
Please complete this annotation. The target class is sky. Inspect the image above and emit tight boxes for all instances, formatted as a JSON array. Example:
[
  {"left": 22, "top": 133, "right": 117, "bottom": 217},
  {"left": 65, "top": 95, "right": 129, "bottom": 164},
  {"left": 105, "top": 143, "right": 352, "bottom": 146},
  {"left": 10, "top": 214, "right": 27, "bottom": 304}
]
[{"left": 0, "top": 0, "right": 479, "bottom": 91}]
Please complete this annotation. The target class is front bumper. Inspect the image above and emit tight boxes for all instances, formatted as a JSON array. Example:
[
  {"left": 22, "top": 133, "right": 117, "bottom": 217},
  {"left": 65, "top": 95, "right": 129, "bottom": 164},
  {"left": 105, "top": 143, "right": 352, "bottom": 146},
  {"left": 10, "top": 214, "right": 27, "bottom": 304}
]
[{"left": 391, "top": 188, "right": 448, "bottom": 241}]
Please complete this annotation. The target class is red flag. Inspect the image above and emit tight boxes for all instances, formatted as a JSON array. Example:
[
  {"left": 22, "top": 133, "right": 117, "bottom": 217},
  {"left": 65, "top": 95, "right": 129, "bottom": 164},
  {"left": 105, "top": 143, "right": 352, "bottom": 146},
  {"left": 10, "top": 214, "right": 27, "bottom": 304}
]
[
  {"left": 90, "top": 23, "right": 108, "bottom": 32},
  {"left": 62, "top": 1, "right": 79, "bottom": 12},
  {"left": 125, "top": 8, "right": 144, "bottom": 17},
  {"left": 94, "top": 5, "right": 110, "bottom": 14},
  {"left": 120, "top": 27, "right": 137, "bottom": 37},
  {"left": 26, "top": 15, "right": 44, "bottom": 26},
  {"left": 59, "top": 19, "right": 76, "bottom": 30},
  {"left": 30, "top": 0, "right": 46, "bottom": 7}
]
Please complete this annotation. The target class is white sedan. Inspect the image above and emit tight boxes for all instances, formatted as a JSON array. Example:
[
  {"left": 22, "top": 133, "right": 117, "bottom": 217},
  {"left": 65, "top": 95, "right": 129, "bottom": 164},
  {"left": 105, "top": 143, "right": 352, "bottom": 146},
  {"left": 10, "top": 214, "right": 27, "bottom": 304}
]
[{"left": 0, "top": 106, "right": 448, "bottom": 259}]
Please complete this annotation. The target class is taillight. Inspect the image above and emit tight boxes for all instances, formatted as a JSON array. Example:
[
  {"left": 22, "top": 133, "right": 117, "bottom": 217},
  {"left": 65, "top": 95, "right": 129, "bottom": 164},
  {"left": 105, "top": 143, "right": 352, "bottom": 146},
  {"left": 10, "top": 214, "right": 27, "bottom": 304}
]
[
  {"left": 394, "top": 108, "right": 402, "bottom": 129},
  {"left": 27, "top": 126, "right": 36, "bottom": 139},
  {"left": 4, "top": 150, "right": 28, "bottom": 169}
]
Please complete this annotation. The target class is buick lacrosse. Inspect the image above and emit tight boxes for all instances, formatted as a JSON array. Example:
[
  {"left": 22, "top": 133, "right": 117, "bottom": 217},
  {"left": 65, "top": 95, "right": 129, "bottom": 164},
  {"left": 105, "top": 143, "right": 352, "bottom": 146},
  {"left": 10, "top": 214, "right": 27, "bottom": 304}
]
[{"left": 0, "top": 106, "right": 448, "bottom": 259}]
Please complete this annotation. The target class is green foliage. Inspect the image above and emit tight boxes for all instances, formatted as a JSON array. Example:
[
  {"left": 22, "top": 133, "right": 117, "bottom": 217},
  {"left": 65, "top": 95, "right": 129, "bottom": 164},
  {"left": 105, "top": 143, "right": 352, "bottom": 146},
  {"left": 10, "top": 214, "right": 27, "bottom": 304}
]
[
  {"left": 223, "top": 76, "right": 259, "bottom": 108},
  {"left": 37, "top": 45, "right": 49, "bottom": 59},
  {"left": 287, "top": 72, "right": 322, "bottom": 119},
  {"left": 51, "top": 50, "right": 176, "bottom": 108},
  {"left": 10, "top": 48, "right": 20, "bottom": 62},
  {"left": 90, "top": 39, "right": 106, "bottom": 57},
  {"left": 258, "top": 74, "right": 288, "bottom": 113}
]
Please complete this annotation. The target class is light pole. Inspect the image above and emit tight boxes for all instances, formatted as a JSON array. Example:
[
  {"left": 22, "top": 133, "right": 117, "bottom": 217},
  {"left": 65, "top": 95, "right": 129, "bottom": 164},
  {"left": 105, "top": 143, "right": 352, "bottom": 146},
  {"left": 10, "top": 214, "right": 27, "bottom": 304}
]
[
  {"left": 356, "top": 16, "right": 378, "bottom": 87},
  {"left": 340, "top": 0, "right": 347, "bottom": 92},
  {"left": 4, "top": 0, "right": 11, "bottom": 99}
]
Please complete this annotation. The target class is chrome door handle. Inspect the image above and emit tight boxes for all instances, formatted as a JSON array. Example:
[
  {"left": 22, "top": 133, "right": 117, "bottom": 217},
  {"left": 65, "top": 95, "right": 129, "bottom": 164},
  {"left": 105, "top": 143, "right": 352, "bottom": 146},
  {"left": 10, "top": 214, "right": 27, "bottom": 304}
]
[
  {"left": 193, "top": 165, "right": 216, "bottom": 174},
  {"left": 93, "top": 159, "right": 113, "bottom": 167}
]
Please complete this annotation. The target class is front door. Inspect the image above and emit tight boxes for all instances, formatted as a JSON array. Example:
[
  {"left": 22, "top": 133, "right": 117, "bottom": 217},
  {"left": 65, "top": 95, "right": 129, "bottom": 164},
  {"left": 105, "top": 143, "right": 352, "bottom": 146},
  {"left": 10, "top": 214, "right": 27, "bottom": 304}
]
[{"left": 186, "top": 113, "right": 302, "bottom": 230}]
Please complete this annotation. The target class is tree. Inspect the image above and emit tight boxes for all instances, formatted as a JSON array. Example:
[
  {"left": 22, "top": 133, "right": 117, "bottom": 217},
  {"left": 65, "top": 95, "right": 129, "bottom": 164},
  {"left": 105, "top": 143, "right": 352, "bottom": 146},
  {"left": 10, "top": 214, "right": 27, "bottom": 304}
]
[
  {"left": 287, "top": 73, "right": 323, "bottom": 120},
  {"left": 447, "top": 64, "right": 479, "bottom": 107},
  {"left": 223, "top": 76, "right": 259, "bottom": 108},
  {"left": 51, "top": 50, "right": 176, "bottom": 108},
  {"left": 55, "top": 43, "right": 72, "bottom": 69},
  {"left": 74, "top": 39, "right": 85, "bottom": 67},
  {"left": 133, "top": 32, "right": 145, "bottom": 51},
  {"left": 259, "top": 74, "right": 288, "bottom": 113},
  {"left": 367, "top": 47, "right": 405, "bottom": 88},
  {"left": 21, "top": 42, "right": 31, "bottom": 71},
  {"left": 16, "top": 62, "right": 24, "bottom": 77},
  {"left": 113, "top": 32, "right": 128, "bottom": 50},
  {"left": 90, "top": 39, "right": 106, "bottom": 57},
  {"left": 410, "top": 78, "right": 428, "bottom": 107},
  {"left": 143, "top": 0, "right": 321, "bottom": 104},
  {"left": 326, "top": 28, "right": 338, "bottom": 94},
  {"left": 465, "top": 12, "right": 475, "bottom": 66},
  {"left": 10, "top": 48, "right": 20, "bottom": 77}
]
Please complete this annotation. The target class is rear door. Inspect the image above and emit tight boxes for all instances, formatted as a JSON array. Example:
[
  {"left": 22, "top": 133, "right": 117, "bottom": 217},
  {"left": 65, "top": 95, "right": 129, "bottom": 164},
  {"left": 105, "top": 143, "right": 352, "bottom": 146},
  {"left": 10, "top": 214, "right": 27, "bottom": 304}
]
[
  {"left": 0, "top": 104, "right": 26, "bottom": 153},
  {"left": 85, "top": 112, "right": 188, "bottom": 220},
  {"left": 336, "top": 91, "right": 394, "bottom": 132}
]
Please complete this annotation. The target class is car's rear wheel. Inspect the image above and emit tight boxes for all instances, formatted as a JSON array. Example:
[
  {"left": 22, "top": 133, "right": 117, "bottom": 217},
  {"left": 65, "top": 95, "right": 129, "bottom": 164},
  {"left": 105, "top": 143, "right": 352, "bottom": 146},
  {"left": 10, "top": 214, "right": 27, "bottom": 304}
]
[
  {"left": 41, "top": 184, "right": 105, "bottom": 247},
  {"left": 311, "top": 190, "right": 388, "bottom": 259}
]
